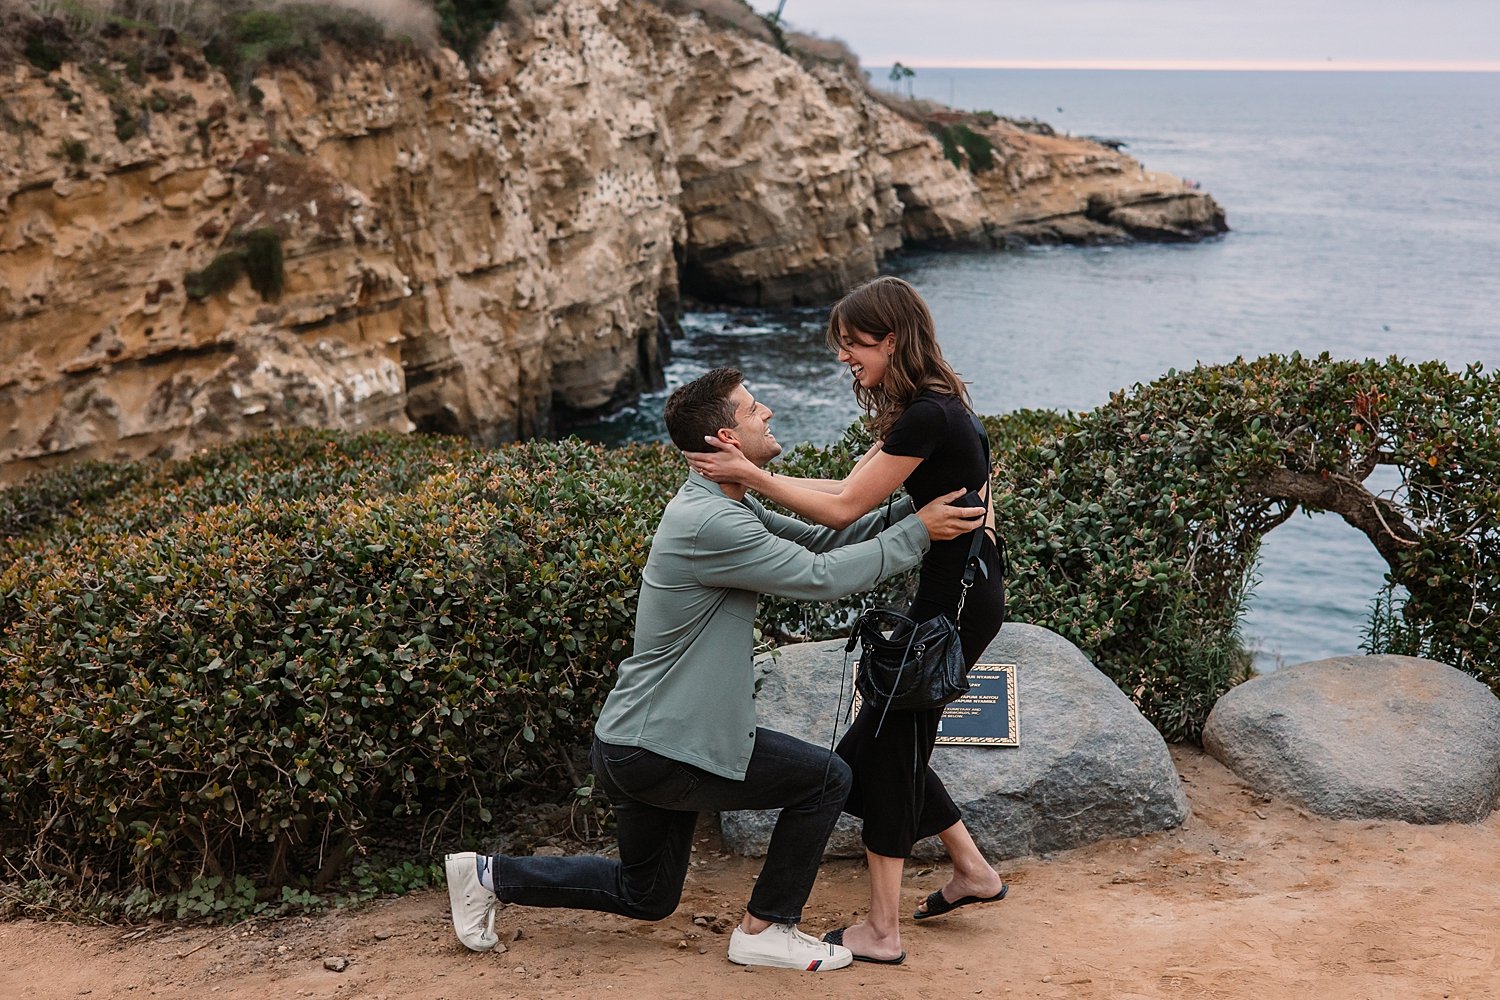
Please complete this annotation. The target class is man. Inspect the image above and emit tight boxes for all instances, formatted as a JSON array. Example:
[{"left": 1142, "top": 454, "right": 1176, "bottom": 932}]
[{"left": 444, "top": 368, "right": 983, "bottom": 971}]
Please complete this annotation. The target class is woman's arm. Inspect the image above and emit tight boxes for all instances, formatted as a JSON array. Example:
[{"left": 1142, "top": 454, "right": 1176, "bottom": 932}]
[
  {"left": 689, "top": 435, "right": 920, "bottom": 529},
  {"left": 730, "top": 440, "right": 884, "bottom": 495}
]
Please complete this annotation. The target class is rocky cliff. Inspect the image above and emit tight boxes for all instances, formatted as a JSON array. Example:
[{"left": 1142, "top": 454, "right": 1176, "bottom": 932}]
[{"left": 0, "top": 0, "right": 1225, "bottom": 483}]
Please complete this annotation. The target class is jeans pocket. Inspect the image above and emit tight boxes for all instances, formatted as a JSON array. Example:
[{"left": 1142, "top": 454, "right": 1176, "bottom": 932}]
[
  {"left": 598, "top": 744, "right": 648, "bottom": 768},
  {"left": 604, "top": 748, "right": 702, "bottom": 807}
]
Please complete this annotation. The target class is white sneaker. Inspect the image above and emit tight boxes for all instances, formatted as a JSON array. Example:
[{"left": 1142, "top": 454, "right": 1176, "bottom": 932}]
[
  {"left": 444, "top": 852, "right": 498, "bottom": 951},
  {"left": 726, "top": 923, "right": 853, "bottom": 971}
]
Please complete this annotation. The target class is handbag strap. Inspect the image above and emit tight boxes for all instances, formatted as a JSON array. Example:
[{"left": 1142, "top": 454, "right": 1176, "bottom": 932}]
[
  {"left": 957, "top": 412, "right": 996, "bottom": 621},
  {"left": 841, "top": 612, "right": 914, "bottom": 739}
]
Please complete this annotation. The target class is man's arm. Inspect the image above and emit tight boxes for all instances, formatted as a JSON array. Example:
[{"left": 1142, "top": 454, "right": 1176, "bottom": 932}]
[
  {"left": 754, "top": 495, "right": 918, "bottom": 552},
  {"left": 692, "top": 490, "right": 981, "bottom": 601},
  {"left": 692, "top": 505, "right": 928, "bottom": 602}
]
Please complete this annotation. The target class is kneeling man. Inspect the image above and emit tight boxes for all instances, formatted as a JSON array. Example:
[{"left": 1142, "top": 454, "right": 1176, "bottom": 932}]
[{"left": 445, "top": 368, "right": 982, "bottom": 971}]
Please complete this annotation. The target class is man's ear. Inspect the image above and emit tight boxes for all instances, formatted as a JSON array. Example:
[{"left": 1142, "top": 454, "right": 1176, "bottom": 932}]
[{"left": 715, "top": 427, "right": 741, "bottom": 447}]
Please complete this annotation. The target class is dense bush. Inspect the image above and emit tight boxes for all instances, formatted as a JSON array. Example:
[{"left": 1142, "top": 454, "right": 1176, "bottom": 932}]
[
  {"left": 3, "top": 354, "right": 1494, "bottom": 909},
  {"left": 992, "top": 354, "right": 1499, "bottom": 740},
  {"left": 0, "top": 430, "right": 678, "bottom": 903}
]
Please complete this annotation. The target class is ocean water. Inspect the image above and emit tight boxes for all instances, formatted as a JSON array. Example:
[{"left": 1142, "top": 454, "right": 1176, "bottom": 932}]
[{"left": 581, "top": 70, "right": 1500, "bottom": 670}]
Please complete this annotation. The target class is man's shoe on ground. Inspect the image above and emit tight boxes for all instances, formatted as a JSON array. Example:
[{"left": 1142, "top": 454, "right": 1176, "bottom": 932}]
[
  {"left": 727, "top": 922, "right": 853, "bottom": 971},
  {"left": 444, "top": 852, "right": 498, "bottom": 951}
]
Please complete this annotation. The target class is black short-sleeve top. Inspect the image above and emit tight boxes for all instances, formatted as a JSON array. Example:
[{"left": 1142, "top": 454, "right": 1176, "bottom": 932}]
[{"left": 881, "top": 390, "right": 989, "bottom": 592}]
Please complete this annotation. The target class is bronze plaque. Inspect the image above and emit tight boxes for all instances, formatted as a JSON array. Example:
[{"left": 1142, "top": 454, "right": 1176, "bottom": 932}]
[{"left": 935, "top": 663, "right": 1018, "bottom": 746}]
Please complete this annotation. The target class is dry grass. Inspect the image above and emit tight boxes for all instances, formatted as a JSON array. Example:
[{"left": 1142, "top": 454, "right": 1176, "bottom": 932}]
[
  {"left": 8, "top": 0, "right": 439, "bottom": 47},
  {"left": 319, "top": 0, "right": 437, "bottom": 47},
  {"left": 785, "top": 29, "right": 857, "bottom": 71},
  {"left": 648, "top": 0, "right": 774, "bottom": 45}
]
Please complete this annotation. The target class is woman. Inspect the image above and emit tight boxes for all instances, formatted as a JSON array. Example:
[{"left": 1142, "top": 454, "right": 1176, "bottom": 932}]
[{"left": 686, "top": 275, "right": 1007, "bottom": 965}]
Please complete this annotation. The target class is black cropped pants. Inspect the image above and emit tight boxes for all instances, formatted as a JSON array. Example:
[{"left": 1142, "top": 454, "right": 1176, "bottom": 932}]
[{"left": 837, "top": 534, "right": 1005, "bottom": 858}]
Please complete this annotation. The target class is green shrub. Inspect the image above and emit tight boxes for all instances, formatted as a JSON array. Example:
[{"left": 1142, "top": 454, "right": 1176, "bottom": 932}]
[
  {"left": 993, "top": 354, "right": 1500, "bottom": 739},
  {"left": 0, "top": 430, "right": 676, "bottom": 902}
]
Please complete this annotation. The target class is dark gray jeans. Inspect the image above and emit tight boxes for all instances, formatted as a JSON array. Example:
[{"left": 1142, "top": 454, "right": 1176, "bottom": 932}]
[{"left": 488, "top": 729, "right": 852, "bottom": 924}]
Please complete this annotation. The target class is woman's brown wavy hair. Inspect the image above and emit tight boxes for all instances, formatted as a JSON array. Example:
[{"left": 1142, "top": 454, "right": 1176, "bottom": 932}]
[{"left": 825, "top": 275, "right": 970, "bottom": 439}]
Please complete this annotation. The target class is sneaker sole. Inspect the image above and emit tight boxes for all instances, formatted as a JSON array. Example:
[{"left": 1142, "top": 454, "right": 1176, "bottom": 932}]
[{"left": 727, "top": 945, "right": 854, "bottom": 971}]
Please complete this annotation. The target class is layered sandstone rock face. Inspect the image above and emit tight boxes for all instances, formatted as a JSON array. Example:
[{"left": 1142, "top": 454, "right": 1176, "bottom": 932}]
[{"left": 0, "top": 0, "right": 1224, "bottom": 482}]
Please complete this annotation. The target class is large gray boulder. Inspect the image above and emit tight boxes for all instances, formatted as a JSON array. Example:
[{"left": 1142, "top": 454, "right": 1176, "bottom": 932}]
[
  {"left": 1202, "top": 655, "right": 1500, "bottom": 823},
  {"left": 721, "top": 622, "right": 1188, "bottom": 860}
]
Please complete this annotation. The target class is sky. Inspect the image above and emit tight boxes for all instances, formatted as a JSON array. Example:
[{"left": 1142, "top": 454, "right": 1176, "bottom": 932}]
[{"left": 746, "top": 1, "right": 1500, "bottom": 71}]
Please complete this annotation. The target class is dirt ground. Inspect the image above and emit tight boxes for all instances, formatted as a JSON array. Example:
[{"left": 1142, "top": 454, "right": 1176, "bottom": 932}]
[{"left": 3, "top": 746, "right": 1498, "bottom": 1000}]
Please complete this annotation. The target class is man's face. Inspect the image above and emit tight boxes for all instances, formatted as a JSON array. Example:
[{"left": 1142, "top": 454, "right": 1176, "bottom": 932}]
[{"left": 723, "top": 384, "right": 781, "bottom": 466}]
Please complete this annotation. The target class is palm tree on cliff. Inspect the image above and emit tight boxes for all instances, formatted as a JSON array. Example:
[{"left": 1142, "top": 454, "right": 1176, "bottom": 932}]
[{"left": 889, "top": 62, "right": 916, "bottom": 98}]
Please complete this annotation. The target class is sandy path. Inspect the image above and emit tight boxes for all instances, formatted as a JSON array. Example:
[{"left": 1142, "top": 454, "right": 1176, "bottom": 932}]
[{"left": 3, "top": 747, "right": 1498, "bottom": 1000}]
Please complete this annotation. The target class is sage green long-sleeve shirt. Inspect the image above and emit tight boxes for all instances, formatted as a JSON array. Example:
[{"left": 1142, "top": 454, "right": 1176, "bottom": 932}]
[{"left": 593, "top": 472, "right": 929, "bottom": 780}]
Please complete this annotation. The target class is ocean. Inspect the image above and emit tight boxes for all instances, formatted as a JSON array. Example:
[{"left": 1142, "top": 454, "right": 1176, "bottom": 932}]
[{"left": 581, "top": 69, "right": 1500, "bottom": 670}]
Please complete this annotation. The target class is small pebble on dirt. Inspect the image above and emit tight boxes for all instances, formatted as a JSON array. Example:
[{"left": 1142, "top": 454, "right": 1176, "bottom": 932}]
[{"left": 323, "top": 957, "right": 350, "bottom": 973}]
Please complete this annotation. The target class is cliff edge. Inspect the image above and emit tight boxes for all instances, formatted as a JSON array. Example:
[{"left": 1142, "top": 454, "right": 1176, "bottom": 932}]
[{"left": 0, "top": 0, "right": 1226, "bottom": 482}]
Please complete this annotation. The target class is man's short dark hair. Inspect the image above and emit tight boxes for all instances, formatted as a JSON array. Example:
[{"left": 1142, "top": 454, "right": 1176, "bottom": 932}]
[{"left": 664, "top": 368, "right": 744, "bottom": 453}]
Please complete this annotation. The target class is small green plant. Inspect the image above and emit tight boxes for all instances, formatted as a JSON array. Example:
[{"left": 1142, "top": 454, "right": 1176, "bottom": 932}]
[
  {"left": 433, "top": 0, "right": 507, "bottom": 62},
  {"left": 183, "top": 248, "right": 246, "bottom": 300},
  {"left": 183, "top": 229, "right": 285, "bottom": 303},
  {"left": 240, "top": 227, "right": 284, "bottom": 301},
  {"left": 60, "top": 138, "right": 87, "bottom": 164},
  {"left": 112, "top": 101, "right": 138, "bottom": 140},
  {"left": 23, "top": 29, "right": 65, "bottom": 73},
  {"left": 929, "top": 123, "right": 995, "bottom": 174}
]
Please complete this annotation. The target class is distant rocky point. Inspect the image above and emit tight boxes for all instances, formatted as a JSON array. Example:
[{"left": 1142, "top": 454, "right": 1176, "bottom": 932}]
[{"left": 0, "top": 0, "right": 1226, "bottom": 482}]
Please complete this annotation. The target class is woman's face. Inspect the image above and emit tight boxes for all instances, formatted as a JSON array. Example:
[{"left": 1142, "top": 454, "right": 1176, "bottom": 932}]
[{"left": 834, "top": 325, "right": 892, "bottom": 390}]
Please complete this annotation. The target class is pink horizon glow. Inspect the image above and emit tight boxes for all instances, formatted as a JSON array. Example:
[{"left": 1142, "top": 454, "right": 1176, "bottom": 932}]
[{"left": 890, "top": 58, "right": 1500, "bottom": 73}]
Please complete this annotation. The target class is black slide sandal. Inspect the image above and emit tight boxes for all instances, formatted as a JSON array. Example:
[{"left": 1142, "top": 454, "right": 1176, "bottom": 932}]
[
  {"left": 822, "top": 926, "right": 906, "bottom": 965},
  {"left": 913, "top": 884, "right": 1009, "bottom": 920}
]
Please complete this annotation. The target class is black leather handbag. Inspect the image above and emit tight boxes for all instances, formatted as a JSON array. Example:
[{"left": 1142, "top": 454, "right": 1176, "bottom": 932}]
[{"left": 850, "top": 607, "right": 969, "bottom": 714}]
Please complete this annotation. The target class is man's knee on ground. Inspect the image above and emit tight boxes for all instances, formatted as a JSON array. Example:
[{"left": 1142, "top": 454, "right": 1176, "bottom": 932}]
[{"left": 624, "top": 888, "right": 682, "bottom": 922}]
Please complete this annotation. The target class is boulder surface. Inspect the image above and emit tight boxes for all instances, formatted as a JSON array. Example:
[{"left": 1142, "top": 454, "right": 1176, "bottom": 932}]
[
  {"left": 1202, "top": 655, "right": 1500, "bottom": 823},
  {"left": 722, "top": 622, "right": 1188, "bottom": 860}
]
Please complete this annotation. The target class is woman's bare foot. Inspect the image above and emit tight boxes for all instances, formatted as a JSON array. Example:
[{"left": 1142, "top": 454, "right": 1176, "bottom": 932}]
[
  {"left": 915, "top": 868, "right": 1006, "bottom": 916},
  {"left": 831, "top": 920, "right": 904, "bottom": 962}
]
